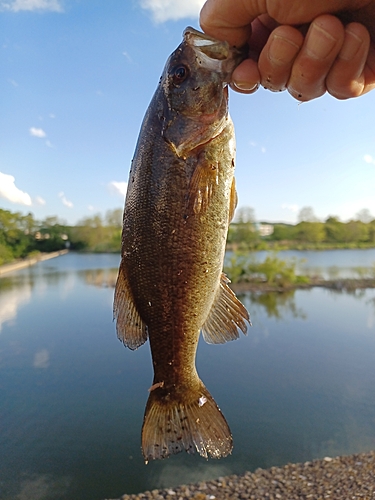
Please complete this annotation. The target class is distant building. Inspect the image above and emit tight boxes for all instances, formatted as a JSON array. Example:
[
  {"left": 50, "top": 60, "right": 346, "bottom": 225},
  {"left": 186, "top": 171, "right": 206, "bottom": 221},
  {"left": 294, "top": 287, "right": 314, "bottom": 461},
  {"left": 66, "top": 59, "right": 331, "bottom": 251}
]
[
  {"left": 255, "top": 223, "right": 274, "bottom": 236},
  {"left": 34, "top": 232, "right": 50, "bottom": 240}
]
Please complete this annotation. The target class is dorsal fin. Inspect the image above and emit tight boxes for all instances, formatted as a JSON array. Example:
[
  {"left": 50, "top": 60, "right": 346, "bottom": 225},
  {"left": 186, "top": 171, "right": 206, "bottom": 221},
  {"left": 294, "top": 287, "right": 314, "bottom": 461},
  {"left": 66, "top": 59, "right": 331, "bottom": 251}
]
[{"left": 201, "top": 273, "right": 250, "bottom": 344}]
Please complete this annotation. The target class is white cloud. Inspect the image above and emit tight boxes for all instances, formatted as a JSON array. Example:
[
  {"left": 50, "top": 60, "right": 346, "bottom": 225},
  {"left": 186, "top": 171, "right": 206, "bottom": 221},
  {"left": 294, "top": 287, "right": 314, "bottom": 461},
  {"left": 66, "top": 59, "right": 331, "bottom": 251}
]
[
  {"left": 122, "top": 50, "right": 132, "bottom": 63},
  {"left": 281, "top": 203, "right": 299, "bottom": 213},
  {"left": 364, "top": 154, "right": 375, "bottom": 165},
  {"left": 249, "top": 140, "right": 266, "bottom": 153},
  {"left": 139, "top": 0, "right": 205, "bottom": 22},
  {"left": 108, "top": 181, "right": 128, "bottom": 198},
  {"left": 29, "top": 127, "right": 46, "bottom": 138},
  {"left": 58, "top": 192, "right": 73, "bottom": 208},
  {"left": 0, "top": 0, "right": 63, "bottom": 12},
  {"left": 35, "top": 195, "right": 46, "bottom": 205},
  {"left": 0, "top": 172, "right": 32, "bottom": 206}
]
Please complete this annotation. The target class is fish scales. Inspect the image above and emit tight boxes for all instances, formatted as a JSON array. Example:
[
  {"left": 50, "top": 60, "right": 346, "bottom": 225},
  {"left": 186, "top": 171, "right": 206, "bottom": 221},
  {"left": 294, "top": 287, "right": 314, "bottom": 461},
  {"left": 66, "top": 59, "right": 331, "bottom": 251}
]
[{"left": 114, "top": 27, "right": 250, "bottom": 462}]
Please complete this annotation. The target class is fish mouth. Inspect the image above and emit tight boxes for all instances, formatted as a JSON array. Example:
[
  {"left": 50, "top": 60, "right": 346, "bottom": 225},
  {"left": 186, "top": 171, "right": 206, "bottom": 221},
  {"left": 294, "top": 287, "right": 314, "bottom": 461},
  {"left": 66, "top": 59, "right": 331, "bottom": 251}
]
[{"left": 183, "top": 27, "right": 245, "bottom": 82}]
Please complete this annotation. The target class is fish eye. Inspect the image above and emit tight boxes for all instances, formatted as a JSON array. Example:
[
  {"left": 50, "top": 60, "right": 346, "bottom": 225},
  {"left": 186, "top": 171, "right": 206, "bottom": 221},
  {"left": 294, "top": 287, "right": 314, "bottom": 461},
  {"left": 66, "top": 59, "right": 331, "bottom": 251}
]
[{"left": 171, "top": 65, "right": 189, "bottom": 85}]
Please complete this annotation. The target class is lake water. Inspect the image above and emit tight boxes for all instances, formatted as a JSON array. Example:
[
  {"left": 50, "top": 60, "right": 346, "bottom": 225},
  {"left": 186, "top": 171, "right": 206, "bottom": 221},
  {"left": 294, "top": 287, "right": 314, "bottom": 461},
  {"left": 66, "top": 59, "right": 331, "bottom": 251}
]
[{"left": 1, "top": 251, "right": 375, "bottom": 500}]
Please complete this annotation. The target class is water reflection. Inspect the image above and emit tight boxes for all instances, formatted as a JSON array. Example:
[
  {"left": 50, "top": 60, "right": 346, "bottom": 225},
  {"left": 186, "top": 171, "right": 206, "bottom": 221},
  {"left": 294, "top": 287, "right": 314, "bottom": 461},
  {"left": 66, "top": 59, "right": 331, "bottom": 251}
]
[
  {"left": 9, "top": 473, "right": 71, "bottom": 500},
  {"left": 324, "top": 287, "right": 375, "bottom": 325},
  {"left": 366, "top": 297, "right": 375, "bottom": 329},
  {"left": 33, "top": 349, "right": 50, "bottom": 369},
  {"left": 0, "top": 277, "right": 32, "bottom": 332},
  {"left": 327, "top": 265, "right": 340, "bottom": 279},
  {"left": 78, "top": 267, "right": 118, "bottom": 288},
  {"left": 150, "top": 462, "right": 232, "bottom": 491},
  {"left": 243, "top": 290, "right": 307, "bottom": 320},
  {"left": 0, "top": 254, "right": 374, "bottom": 500}
]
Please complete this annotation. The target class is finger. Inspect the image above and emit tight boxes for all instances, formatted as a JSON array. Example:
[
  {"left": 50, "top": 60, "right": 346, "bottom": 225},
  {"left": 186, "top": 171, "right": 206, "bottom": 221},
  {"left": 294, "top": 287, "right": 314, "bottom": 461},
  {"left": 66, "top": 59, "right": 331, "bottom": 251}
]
[
  {"left": 230, "top": 16, "right": 276, "bottom": 93},
  {"left": 200, "top": 0, "right": 366, "bottom": 46},
  {"left": 362, "top": 45, "right": 375, "bottom": 94},
  {"left": 287, "top": 15, "right": 345, "bottom": 101},
  {"left": 200, "top": 0, "right": 254, "bottom": 47},
  {"left": 341, "top": 2, "right": 375, "bottom": 43},
  {"left": 248, "top": 15, "right": 280, "bottom": 58},
  {"left": 326, "top": 23, "right": 371, "bottom": 98},
  {"left": 230, "top": 59, "right": 260, "bottom": 93},
  {"left": 257, "top": 25, "right": 304, "bottom": 92}
]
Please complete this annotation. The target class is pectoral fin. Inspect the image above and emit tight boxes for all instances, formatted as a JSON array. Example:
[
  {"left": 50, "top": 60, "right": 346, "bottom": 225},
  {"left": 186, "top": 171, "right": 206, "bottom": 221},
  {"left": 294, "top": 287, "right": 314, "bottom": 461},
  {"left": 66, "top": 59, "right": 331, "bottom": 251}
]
[
  {"left": 113, "top": 264, "right": 148, "bottom": 350},
  {"left": 187, "top": 156, "right": 219, "bottom": 214},
  {"left": 201, "top": 273, "right": 250, "bottom": 344},
  {"left": 228, "top": 177, "right": 238, "bottom": 223}
]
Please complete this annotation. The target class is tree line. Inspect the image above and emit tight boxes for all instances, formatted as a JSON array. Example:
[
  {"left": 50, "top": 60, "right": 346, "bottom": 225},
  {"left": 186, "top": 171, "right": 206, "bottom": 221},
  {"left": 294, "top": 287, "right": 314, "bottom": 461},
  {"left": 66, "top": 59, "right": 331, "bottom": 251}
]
[
  {"left": 228, "top": 206, "right": 375, "bottom": 248},
  {"left": 1, "top": 205, "right": 375, "bottom": 266},
  {"left": 0, "top": 208, "right": 123, "bottom": 265}
]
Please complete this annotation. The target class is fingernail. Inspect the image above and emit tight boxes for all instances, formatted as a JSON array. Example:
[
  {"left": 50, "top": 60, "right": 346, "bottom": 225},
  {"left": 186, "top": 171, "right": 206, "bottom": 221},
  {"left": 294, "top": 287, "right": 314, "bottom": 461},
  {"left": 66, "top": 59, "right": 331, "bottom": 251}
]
[
  {"left": 305, "top": 23, "right": 337, "bottom": 60},
  {"left": 339, "top": 29, "right": 363, "bottom": 61},
  {"left": 232, "top": 81, "right": 259, "bottom": 92},
  {"left": 268, "top": 35, "right": 300, "bottom": 65}
]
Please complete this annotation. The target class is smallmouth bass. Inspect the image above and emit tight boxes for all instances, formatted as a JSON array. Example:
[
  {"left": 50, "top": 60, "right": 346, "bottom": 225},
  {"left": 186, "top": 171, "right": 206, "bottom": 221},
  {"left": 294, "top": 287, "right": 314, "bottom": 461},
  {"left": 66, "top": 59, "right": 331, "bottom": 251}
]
[{"left": 114, "top": 27, "right": 250, "bottom": 462}]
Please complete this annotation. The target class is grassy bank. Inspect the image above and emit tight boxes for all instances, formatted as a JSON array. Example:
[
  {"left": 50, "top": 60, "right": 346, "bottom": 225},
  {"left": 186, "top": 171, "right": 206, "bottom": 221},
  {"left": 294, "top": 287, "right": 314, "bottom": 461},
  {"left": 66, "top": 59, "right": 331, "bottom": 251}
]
[
  {"left": 224, "top": 250, "right": 375, "bottom": 292},
  {"left": 224, "top": 252, "right": 310, "bottom": 287}
]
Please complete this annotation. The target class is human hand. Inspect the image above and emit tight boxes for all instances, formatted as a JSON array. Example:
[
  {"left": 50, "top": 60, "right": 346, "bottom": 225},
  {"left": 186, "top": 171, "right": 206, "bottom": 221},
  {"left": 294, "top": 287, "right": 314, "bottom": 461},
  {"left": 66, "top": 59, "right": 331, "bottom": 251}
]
[{"left": 200, "top": 0, "right": 375, "bottom": 101}]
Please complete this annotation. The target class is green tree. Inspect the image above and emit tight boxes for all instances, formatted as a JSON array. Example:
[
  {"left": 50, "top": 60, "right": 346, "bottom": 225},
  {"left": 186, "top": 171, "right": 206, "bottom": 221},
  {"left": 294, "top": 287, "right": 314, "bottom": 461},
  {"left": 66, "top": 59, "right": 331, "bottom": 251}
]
[
  {"left": 294, "top": 222, "right": 325, "bottom": 243},
  {"left": 271, "top": 224, "right": 295, "bottom": 241},
  {"left": 343, "top": 220, "right": 369, "bottom": 243},
  {"left": 324, "top": 216, "right": 346, "bottom": 242},
  {"left": 105, "top": 208, "right": 123, "bottom": 229},
  {"left": 0, "top": 209, "right": 36, "bottom": 260},
  {"left": 297, "top": 206, "right": 319, "bottom": 223},
  {"left": 355, "top": 208, "right": 373, "bottom": 223},
  {"left": 234, "top": 206, "right": 255, "bottom": 223},
  {"left": 368, "top": 220, "right": 375, "bottom": 243},
  {"left": 229, "top": 222, "right": 259, "bottom": 245}
]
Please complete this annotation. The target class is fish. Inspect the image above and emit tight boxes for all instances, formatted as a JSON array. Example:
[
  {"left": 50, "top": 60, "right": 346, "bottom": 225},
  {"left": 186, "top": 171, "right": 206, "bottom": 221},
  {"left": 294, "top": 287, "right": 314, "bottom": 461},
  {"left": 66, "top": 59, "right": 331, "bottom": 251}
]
[{"left": 113, "top": 26, "right": 250, "bottom": 462}]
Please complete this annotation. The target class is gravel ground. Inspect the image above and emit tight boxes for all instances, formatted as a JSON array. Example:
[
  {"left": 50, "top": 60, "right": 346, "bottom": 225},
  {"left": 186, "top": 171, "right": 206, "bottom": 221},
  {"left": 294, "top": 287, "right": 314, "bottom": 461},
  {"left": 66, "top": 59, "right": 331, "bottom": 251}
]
[{"left": 108, "top": 450, "right": 375, "bottom": 500}]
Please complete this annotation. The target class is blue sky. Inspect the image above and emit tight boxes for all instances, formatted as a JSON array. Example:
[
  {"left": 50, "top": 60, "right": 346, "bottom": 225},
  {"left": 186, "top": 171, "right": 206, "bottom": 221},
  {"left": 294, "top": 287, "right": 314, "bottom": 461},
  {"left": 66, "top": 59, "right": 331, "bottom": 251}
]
[{"left": 1, "top": 0, "right": 375, "bottom": 225}]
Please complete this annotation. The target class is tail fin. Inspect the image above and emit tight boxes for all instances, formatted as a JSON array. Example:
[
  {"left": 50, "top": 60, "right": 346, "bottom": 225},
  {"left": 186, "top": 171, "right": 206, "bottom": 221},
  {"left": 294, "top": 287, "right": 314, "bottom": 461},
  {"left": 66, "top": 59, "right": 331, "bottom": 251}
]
[{"left": 142, "top": 383, "right": 232, "bottom": 462}]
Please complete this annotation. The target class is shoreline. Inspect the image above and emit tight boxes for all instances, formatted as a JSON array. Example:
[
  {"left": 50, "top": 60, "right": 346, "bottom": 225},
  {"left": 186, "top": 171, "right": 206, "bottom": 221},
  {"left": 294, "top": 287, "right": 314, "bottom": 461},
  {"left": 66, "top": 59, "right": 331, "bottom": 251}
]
[
  {"left": 230, "top": 277, "right": 375, "bottom": 294},
  {"left": 106, "top": 450, "right": 375, "bottom": 499},
  {"left": 0, "top": 249, "right": 69, "bottom": 276}
]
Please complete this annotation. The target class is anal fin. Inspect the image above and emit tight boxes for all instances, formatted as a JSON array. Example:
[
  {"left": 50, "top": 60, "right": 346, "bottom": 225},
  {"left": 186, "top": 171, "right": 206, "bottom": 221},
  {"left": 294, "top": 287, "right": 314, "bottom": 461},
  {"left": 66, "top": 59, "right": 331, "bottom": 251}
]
[
  {"left": 113, "top": 264, "right": 148, "bottom": 350},
  {"left": 201, "top": 273, "right": 250, "bottom": 344}
]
